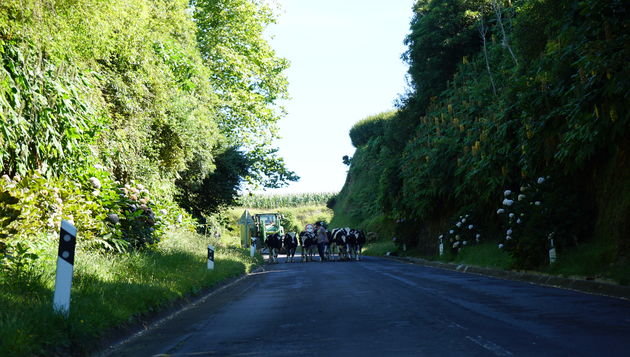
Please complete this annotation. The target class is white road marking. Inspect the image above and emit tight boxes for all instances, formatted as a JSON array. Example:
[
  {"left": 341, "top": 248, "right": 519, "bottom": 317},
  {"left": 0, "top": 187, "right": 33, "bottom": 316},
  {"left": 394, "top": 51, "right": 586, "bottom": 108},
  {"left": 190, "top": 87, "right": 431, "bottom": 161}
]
[
  {"left": 380, "top": 272, "right": 419, "bottom": 287},
  {"left": 466, "top": 335, "right": 513, "bottom": 356}
]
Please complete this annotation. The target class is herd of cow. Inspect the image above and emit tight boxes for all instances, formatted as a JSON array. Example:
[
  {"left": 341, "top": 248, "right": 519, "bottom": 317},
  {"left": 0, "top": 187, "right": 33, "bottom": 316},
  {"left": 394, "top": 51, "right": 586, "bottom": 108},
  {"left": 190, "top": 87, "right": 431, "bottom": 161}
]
[{"left": 262, "top": 228, "right": 367, "bottom": 263}]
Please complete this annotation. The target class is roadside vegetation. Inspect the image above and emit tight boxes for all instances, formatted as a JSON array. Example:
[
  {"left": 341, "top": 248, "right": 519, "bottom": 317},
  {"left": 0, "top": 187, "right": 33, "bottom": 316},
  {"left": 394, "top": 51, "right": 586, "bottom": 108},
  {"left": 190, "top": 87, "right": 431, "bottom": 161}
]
[
  {"left": 331, "top": 0, "right": 629, "bottom": 283},
  {"left": 0, "top": 228, "right": 261, "bottom": 356},
  {"left": 1, "top": 0, "right": 293, "bottom": 354}
]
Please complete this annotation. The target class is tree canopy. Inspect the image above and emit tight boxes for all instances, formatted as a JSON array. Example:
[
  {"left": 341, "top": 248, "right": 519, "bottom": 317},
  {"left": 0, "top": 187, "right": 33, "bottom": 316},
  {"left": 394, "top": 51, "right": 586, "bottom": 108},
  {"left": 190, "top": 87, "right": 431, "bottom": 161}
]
[{"left": 0, "top": 0, "right": 297, "bottom": 254}]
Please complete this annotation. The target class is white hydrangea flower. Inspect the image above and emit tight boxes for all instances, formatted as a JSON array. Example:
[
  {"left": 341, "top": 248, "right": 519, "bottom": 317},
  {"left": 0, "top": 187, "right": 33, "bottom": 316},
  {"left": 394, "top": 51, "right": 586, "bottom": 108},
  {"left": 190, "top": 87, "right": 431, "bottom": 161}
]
[
  {"left": 449, "top": 230, "right": 454, "bottom": 234},
  {"left": 476, "top": 234, "right": 481, "bottom": 238},
  {"left": 518, "top": 194, "right": 526, "bottom": 201},
  {"left": 462, "top": 218, "right": 467, "bottom": 223},
  {"left": 535, "top": 201, "right": 542, "bottom": 206},
  {"left": 498, "top": 244, "right": 504, "bottom": 249},
  {"left": 504, "top": 190, "right": 512, "bottom": 196},
  {"left": 497, "top": 208, "right": 505, "bottom": 214},
  {"left": 506, "top": 235, "right": 512, "bottom": 240},
  {"left": 517, "top": 218, "right": 522, "bottom": 224},
  {"left": 503, "top": 199, "right": 514, "bottom": 206},
  {"left": 507, "top": 229, "right": 513, "bottom": 235},
  {"left": 468, "top": 224, "right": 474, "bottom": 230},
  {"left": 456, "top": 222, "right": 462, "bottom": 228},
  {"left": 463, "top": 241, "right": 468, "bottom": 246},
  {"left": 537, "top": 177, "right": 545, "bottom": 184},
  {"left": 89, "top": 177, "right": 102, "bottom": 190},
  {"left": 509, "top": 213, "right": 515, "bottom": 218}
]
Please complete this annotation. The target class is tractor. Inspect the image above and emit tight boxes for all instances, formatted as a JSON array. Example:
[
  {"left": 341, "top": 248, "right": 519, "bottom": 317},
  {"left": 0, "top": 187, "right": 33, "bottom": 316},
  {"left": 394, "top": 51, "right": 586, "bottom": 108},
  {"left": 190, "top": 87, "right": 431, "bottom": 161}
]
[{"left": 251, "top": 213, "right": 284, "bottom": 251}]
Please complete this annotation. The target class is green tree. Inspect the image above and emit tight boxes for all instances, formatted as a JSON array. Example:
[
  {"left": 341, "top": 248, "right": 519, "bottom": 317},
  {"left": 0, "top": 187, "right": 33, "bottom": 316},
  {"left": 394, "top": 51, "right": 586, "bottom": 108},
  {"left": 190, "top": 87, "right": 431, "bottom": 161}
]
[
  {"left": 191, "top": 0, "right": 297, "bottom": 188},
  {"left": 176, "top": 145, "right": 250, "bottom": 217}
]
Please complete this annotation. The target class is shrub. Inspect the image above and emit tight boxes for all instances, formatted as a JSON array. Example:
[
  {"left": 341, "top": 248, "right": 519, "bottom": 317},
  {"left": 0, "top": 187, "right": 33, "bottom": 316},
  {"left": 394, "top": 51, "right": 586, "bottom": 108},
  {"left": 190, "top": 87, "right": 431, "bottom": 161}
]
[
  {"left": 348, "top": 111, "right": 396, "bottom": 148},
  {"left": 496, "top": 176, "right": 593, "bottom": 269}
]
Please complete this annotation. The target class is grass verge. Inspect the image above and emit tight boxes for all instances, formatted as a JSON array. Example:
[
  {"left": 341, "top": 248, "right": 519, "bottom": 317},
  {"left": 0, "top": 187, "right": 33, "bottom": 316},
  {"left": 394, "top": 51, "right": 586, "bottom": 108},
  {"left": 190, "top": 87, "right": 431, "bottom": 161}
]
[
  {"left": 364, "top": 238, "right": 629, "bottom": 285},
  {"left": 362, "top": 241, "right": 397, "bottom": 257},
  {"left": 0, "top": 229, "right": 262, "bottom": 356}
]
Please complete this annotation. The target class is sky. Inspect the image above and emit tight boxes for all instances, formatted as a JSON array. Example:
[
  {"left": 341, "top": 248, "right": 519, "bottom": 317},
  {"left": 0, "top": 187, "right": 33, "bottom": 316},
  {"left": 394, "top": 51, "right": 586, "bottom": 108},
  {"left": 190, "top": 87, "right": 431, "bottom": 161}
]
[{"left": 264, "top": 0, "right": 415, "bottom": 194}]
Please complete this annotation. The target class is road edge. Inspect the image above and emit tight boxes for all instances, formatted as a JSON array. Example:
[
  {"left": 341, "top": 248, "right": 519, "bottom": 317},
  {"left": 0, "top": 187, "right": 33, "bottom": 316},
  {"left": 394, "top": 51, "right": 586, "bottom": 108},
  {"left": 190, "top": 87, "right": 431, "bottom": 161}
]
[
  {"left": 383, "top": 256, "right": 630, "bottom": 301},
  {"left": 91, "top": 265, "right": 266, "bottom": 357}
]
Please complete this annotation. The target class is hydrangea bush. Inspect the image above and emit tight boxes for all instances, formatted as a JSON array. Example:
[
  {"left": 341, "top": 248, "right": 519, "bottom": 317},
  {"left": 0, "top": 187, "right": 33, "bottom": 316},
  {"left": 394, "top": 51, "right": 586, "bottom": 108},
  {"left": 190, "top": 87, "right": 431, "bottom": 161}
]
[
  {"left": 496, "top": 176, "right": 592, "bottom": 269},
  {"left": 439, "top": 213, "right": 481, "bottom": 255},
  {"left": 0, "top": 168, "right": 194, "bottom": 276}
]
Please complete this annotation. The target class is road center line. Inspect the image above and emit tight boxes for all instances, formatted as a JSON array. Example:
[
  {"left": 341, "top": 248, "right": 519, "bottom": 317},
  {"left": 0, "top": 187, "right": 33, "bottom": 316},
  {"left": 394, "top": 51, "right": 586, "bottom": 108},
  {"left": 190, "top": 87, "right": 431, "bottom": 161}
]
[
  {"left": 465, "top": 335, "right": 513, "bottom": 356},
  {"left": 380, "top": 272, "right": 419, "bottom": 287}
]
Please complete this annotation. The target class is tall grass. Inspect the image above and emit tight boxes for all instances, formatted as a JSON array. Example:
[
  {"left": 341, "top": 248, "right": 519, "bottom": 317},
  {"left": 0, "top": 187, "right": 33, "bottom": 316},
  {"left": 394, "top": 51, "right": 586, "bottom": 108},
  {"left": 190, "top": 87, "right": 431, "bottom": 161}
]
[{"left": 0, "top": 229, "right": 261, "bottom": 356}]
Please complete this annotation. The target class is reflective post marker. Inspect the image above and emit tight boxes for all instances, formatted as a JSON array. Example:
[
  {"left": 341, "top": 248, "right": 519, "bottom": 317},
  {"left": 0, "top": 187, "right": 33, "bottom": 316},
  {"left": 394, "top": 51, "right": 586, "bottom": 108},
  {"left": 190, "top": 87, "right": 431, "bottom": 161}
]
[
  {"left": 53, "top": 220, "right": 77, "bottom": 317},
  {"left": 549, "top": 238, "right": 557, "bottom": 264},
  {"left": 207, "top": 245, "right": 215, "bottom": 270}
]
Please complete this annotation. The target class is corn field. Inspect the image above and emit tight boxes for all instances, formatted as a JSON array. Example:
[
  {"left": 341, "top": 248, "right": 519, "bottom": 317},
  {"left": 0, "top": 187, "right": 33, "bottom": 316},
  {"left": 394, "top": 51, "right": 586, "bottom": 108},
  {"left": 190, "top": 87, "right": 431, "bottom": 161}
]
[{"left": 237, "top": 192, "right": 337, "bottom": 209}]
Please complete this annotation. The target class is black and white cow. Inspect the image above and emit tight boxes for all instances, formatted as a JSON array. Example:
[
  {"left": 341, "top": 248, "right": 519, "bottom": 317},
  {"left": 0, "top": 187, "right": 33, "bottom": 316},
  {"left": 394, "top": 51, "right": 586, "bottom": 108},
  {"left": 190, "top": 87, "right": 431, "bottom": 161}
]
[
  {"left": 355, "top": 229, "right": 367, "bottom": 261},
  {"left": 283, "top": 232, "right": 298, "bottom": 263},
  {"left": 345, "top": 228, "right": 358, "bottom": 260},
  {"left": 330, "top": 228, "right": 348, "bottom": 260},
  {"left": 299, "top": 231, "right": 317, "bottom": 262},
  {"left": 344, "top": 229, "right": 367, "bottom": 261},
  {"left": 324, "top": 230, "right": 333, "bottom": 260},
  {"left": 265, "top": 233, "right": 283, "bottom": 263}
]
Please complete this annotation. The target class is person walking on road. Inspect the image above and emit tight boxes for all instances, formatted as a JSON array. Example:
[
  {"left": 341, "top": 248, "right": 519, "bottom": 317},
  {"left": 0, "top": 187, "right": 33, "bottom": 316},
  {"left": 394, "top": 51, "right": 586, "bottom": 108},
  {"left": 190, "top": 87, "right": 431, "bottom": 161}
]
[{"left": 315, "top": 222, "right": 328, "bottom": 262}]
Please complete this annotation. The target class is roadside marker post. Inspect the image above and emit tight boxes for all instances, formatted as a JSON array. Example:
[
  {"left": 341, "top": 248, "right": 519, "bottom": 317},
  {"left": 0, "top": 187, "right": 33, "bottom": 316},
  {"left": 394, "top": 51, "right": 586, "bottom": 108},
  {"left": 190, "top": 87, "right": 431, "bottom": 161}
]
[
  {"left": 549, "top": 238, "right": 557, "bottom": 264},
  {"left": 250, "top": 238, "right": 256, "bottom": 257},
  {"left": 53, "top": 220, "right": 77, "bottom": 317},
  {"left": 207, "top": 245, "right": 215, "bottom": 270}
]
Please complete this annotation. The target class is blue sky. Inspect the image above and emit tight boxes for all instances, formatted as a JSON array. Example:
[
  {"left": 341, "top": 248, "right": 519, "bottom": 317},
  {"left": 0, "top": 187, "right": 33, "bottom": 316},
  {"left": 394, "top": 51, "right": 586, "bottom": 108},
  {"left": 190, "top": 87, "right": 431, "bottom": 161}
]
[{"left": 265, "top": 0, "right": 415, "bottom": 194}]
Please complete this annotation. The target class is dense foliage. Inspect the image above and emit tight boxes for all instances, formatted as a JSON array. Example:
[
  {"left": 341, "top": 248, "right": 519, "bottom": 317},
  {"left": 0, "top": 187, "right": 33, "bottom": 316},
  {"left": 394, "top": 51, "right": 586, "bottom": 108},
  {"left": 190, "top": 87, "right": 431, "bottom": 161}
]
[
  {"left": 332, "top": 0, "right": 629, "bottom": 270},
  {"left": 1, "top": 0, "right": 294, "bottom": 271}
]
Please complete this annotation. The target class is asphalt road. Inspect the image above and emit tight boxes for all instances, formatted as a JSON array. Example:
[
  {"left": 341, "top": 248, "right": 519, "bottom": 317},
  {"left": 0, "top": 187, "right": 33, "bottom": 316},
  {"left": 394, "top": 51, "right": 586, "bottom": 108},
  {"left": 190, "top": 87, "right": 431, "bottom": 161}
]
[{"left": 101, "top": 255, "right": 630, "bottom": 357}]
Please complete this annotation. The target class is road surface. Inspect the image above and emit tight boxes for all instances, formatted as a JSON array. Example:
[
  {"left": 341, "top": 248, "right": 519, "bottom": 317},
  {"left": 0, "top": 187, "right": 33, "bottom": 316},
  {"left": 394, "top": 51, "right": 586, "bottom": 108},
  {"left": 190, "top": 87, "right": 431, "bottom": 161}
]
[{"left": 101, "top": 255, "right": 630, "bottom": 356}]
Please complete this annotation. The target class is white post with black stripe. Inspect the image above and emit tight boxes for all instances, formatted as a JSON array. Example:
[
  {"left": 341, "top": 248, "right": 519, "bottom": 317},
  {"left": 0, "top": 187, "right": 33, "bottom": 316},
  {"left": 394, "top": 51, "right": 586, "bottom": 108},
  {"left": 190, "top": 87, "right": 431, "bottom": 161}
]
[
  {"left": 53, "top": 220, "right": 77, "bottom": 317},
  {"left": 207, "top": 245, "right": 215, "bottom": 270}
]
